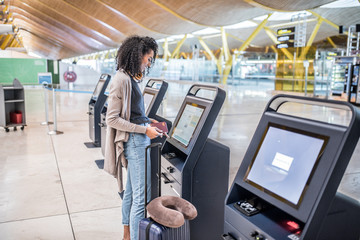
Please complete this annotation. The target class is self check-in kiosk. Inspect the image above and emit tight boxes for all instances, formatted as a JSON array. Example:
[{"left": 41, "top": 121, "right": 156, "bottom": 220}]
[
  {"left": 223, "top": 95, "right": 360, "bottom": 240},
  {"left": 334, "top": 56, "right": 360, "bottom": 104},
  {"left": 159, "top": 85, "right": 230, "bottom": 240},
  {"left": 99, "top": 79, "right": 169, "bottom": 156},
  {"left": 87, "top": 74, "right": 111, "bottom": 147}
]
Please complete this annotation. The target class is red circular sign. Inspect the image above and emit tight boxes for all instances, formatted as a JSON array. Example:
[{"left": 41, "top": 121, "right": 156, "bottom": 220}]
[{"left": 63, "top": 71, "right": 77, "bottom": 83}]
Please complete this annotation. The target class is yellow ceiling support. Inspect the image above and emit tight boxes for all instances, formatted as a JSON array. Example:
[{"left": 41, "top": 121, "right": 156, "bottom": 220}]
[
  {"left": 227, "top": 33, "right": 245, "bottom": 43},
  {"left": 221, "top": 27, "right": 231, "bottom": 62},
  {"left": 198, "top": 36, "right": 223, "bottom": 79},
  {"left": 197, "top": 37, "right": 216, "bottom": 61},
  {"left": 327, "top": 37, "right": 337, "bottom": 48},
  {"left": 307, "top": 10, "right": 338, "bottom": 30},
  {"left": 265, "top": 46, "right": 269, "bottom": 53},
  {"left": 270, "top": 45, "right": 278, "bottom": 54},
  {"left": 162, "top": 38, "right": 171, "bottom": 61},
  {"left": 264, "top": 27, "right": 293, "bottom": 60},
  {"left": 220, "top": 27, "right": 232, "bottom": 85},
  {"left": 180, "top": 52, "right": 188, "bottom": 59},
  {"left": 1, "top": 34, "right": 13, "bottom": 49},
  {"left": 9, "top": 37, "right": 17, "bottom": 47},
  {"left": 236, "top": 13, "right": 272, "bottom": 56},
  {"left": 171, "top": 34, "right": 187, "bottom": 58},
  {"left": 150, "top": 0, "right": 214, "bottom": 27},
  {"left": 202, "top": 51, "right": 211, "bottom": 60},
  {"left": 300, "top": 18, "right": 323, "bottom": 59}
]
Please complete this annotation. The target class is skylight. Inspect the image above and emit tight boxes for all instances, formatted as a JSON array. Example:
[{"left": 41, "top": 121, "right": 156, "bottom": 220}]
[
  {"left": 224, "top": 20, "right": 258, "bottom": 29},
  {"left": 320, "top": 0, "right": 360, "bottom": 8},
  {"left": 192, "top": 28, "right": 220, "bottom": 35},
  {"left": 253, "top": 11, "right": 312, "bottom": 21}
]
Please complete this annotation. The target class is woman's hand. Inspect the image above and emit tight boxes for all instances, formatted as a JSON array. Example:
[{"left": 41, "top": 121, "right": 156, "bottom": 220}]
[
  {"left": 149, "top": 118, "right": 158, "bottom": 123},
  {"left": 146, "top": 126, "right": 161, "bottom": 139}
]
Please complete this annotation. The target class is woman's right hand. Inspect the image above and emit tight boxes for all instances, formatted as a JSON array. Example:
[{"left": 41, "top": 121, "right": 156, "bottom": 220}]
[{"left": 145, "top": 126, "right": 161, "bottom": 139}]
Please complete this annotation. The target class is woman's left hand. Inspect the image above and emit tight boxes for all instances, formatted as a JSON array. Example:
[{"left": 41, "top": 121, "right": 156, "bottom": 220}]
[{"left": 150, "top": 118, "right": 158, "bottom": 123}]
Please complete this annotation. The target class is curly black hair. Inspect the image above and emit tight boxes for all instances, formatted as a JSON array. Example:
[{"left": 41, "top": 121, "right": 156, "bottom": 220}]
[{"left": 115, "top": 36, "right": 158, "bottom": 77}]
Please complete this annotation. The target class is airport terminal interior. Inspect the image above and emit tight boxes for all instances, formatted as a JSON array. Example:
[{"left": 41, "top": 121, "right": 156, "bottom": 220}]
[{"left": 1, "top": 0, "right": 360, "bottom": 239}]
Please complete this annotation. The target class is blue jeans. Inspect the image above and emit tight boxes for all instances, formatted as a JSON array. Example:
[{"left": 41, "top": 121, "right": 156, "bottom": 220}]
[{"left": 122, "top": 132, "right": 151, "bottom": 240}]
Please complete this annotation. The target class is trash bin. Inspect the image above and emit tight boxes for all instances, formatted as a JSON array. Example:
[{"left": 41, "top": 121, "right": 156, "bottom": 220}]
[{"left": 10, "top": 111, "right": 22, "bottom": 124}]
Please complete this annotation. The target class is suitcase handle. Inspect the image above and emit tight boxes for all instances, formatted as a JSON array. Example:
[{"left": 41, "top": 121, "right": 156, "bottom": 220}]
[{"left": 145, "top": 142, "right": 162, "bottom": 218}]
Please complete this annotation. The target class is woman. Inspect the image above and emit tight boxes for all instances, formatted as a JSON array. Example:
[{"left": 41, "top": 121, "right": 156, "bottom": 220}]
[{"left": 104, "top": 36, "right": 161, "bottom": 240}]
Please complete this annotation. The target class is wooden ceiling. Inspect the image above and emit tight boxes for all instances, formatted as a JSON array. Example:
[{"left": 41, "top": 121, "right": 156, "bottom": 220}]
[{"left": 0, "top": 0, "right": 359, "bottom": 59}]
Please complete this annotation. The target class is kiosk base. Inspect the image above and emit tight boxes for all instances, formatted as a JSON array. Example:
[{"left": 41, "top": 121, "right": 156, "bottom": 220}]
[
  {"left": 224, "top": 192, "right": 360, "bottom": 240},
  {"left": 84, "top": 142, "right": 100, "bottom": 148}
]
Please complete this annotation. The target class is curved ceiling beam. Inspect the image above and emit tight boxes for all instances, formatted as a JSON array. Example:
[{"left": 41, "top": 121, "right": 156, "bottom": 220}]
[
  {"left": 18, "top": 0, "right": 116, "bottom": 48},
  {"left": 13, "top": 17, "right": 92, "bottom": 54},
  {"left": 9, "top": 4, "right": 105, "bottom": 52},
  {"left": 60, "top": 0, "right": 125, "bottom": 38},
  {"left": 63, "top": 0, "right": 166, "bottom": 38},
  {"left": 152, "top": 0, "right": 271, "bottom": 26},
  {"left": 35, "top": 0, "right": 122, "bottom": 43},
  {"left": 19, "top": 30, "right": 78, "bottom": 59},
  {"left": 95, "top": 0, "right": 171, "bottom": 36},
  {"left": 11, "top": 8, "right": 98, "bottom": 52},
  {"left": 99, "top": 0, "right": 203, "bottom": 35},
  {"left": 150, "top": 0, "right": 213, "bottom": 27},
  {"left": 243, "top": 0, "right": 336, "bottom": 11}
]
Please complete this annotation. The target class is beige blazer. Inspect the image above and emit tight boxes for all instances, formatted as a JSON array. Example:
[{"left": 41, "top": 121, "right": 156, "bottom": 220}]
[{"left": 104, "top": 70, "right": 147, "bottom": 192}]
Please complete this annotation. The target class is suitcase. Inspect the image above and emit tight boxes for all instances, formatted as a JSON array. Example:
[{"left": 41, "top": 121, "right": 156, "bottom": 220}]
[{"left": 138, "top": 142, "right": 190, "bottom": 240}]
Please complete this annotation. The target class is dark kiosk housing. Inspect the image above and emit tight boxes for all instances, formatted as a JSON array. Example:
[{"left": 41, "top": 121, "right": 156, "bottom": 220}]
[
  {"left": 87, "top": 74, "right": 111, "bottom": 147},
  {"left": 160, "top": 85, "right": 230, "bottom": 240},
  {"left": 223, "top": 95, "right": 360, "bottom": 240}
]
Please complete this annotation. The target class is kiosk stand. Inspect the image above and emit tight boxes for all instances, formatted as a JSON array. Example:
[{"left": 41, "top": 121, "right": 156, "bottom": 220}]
[
  {"left": 223, "top": 95, "right": 360, "bottom": 240},
  {"left": 86, "top": 74, "right": 111, "bottom": 148},
  {"left": 99, "top": 79, "right": 169, "bottom": 156},
  {"left": 160, "top": 85, "right": 229, "bottom": 240}
]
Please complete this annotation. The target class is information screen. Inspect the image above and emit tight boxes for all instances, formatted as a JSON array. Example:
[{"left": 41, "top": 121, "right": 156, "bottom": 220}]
[
  {"left": 143, "top": 92, "right": 155, "bottom": 114},
  {"left": 172, "top": 103, "right": 205, "bottom": 147},
  {"left": 244, "top": 124, "right": 328, "bottom": 207},
  {"left": 92, "top": 80, "right": 105, "bottom": 100}
]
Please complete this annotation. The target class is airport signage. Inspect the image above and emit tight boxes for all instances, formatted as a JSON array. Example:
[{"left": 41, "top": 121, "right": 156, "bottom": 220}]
[
  {"left": 276, "top": 42, "right": 294, "bottom": 49},
  {"left": 277, "top": 27, "right": 296, "bottom": 36},
  {"left": 277, "top": 34, "right": 295, "bottom": 42}
]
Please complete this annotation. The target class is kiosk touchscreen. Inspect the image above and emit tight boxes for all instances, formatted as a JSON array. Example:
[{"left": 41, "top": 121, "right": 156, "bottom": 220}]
[
  {"left": 87, "top": 74, "right": 111, "bottom": 147},
  {"left": 171, "top": 103, "right": 205, "bottom": 147},
  {"left": 223, "top": 95, "right": 360, "bottom": 240},
  {"left": 160, "top": 85, "right": 229, "bottom": 240},
  {"left": 143, "top": 79, "right": 168, "bottom": 118},
  {"left": 244, "top": 124, "right": 328, "bottom": 208}
]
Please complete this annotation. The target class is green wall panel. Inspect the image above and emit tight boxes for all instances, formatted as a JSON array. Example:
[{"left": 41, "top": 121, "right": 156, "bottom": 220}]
[{"left": 0, "top": 58, "right": 47, "bottom": 85}]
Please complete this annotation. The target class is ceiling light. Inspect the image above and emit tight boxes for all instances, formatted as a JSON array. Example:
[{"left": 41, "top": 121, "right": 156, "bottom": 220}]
[
  {"left": 253, "top": 11, "right": 312, "bottom": 21},
  {"left": 224, "top": 21, "right": 258, "bottom": 29},
  {"left": 28, "top": 51, "right": 43, "bottom": 58},
  {"left": 320, "top": 0, "right": 360, "bottom": 8},
  {"left": 192, "top": 28, "right": 220, "bottom": 35}
]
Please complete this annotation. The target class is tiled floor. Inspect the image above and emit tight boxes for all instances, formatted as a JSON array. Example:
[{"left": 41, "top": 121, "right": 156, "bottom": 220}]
[{"left": 0, "top": 79, "right": 359, "bottom": 239}]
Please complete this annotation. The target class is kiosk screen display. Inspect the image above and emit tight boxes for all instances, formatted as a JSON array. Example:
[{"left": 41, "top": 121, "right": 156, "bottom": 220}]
[
  {"left": 92, "top": 80, "right": 105, "bottom": 100},
  {"left": 104, "top": 81, "right": 111, "bottom": 96},
  {"left": 172, "top": 103, "right": 205, "bottom": 147},
  {"left": 244, "top": 124, "right": 328, "bottom": 207},
  {"left": 143, "top": 92, "right": 155, "bottom": 114}
]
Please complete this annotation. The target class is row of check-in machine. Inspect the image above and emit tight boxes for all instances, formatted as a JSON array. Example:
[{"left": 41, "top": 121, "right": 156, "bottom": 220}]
[{"left": 87, "top": 74, "right": 360, "bottom": 240}]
